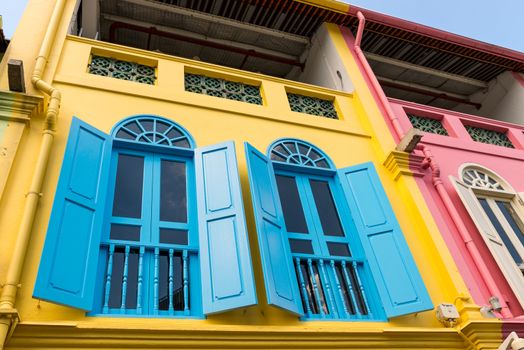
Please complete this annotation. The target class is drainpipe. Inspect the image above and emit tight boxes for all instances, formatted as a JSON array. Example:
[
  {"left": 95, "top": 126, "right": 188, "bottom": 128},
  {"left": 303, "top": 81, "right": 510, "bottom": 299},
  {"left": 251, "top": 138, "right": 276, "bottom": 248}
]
[
  {"left": 418, "top": 145, "right": 512, "bottom": 318},
  {"left": 0, "top": 0, "right": 66, "bottom": 347},
  {"left": 353, "top": 11, "right": 513, "bottom": 319},
  {"left": 353, "top": 11, "right": 405, "bottom": 141}
]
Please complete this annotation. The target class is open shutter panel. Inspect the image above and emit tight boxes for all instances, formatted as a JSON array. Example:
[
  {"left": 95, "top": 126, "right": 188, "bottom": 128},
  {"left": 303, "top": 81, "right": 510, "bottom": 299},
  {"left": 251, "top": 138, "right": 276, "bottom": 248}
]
[
  {"left": 451, "top": 176, "right": 524, "bottom": 308},
  {"left": 338, "top": 162, "right": 432, "bottom": 318},
  {"left": 244, "top": 142, "right": 303, "bottom": 315},
  {"left": 195, "top": 141, "right": 257, "bottom": 315},
  {"left": 33, "top": 117, "right": 112, "bottom": 311}
]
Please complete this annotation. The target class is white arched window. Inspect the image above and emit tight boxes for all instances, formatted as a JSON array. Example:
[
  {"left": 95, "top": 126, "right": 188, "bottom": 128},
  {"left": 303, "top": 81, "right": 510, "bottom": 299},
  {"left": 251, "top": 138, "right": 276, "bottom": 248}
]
[{"left": 451, "top": 165, "right": 524, "bottom": 307}]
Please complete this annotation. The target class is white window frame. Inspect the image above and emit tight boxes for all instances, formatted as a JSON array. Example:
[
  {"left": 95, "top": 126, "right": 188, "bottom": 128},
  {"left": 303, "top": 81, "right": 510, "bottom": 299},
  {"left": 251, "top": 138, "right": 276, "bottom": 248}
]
[{"left": 451, "top": 163, "right": 524, "bottom": 308}]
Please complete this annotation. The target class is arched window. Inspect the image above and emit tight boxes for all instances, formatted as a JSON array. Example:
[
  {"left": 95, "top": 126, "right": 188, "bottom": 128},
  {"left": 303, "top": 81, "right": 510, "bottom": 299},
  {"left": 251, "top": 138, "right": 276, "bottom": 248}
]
[
  {"left": 245, "top": 138, "right": 432, "bottom": 320},
  {"left": 452, "top": 165, "right": 524, "bottom": 308},
  {"left": 34, "top": 116, "right": 256, "bottom": 317}
]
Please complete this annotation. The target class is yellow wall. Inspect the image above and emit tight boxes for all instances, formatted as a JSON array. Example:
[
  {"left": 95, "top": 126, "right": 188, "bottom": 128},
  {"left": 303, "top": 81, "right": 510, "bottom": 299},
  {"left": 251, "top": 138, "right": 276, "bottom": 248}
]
[{"left": 0, "top": 0, "right": 501, "bottom": 348}]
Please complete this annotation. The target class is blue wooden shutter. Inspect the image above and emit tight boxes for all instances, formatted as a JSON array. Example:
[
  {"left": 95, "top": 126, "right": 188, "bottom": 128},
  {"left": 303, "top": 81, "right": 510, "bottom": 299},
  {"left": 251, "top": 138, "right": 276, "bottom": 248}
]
[
  {"left": 33, "top": 117, "right": 112, "bottom": 311},
  {"left": 338, "top": 162, "right": 433, "bottom": 318},
  {"left": 244, "top": 143, "right": 303, "bottom": 315},
  {"left": 195, "top": 141, "right": 257, "bottom": 315}
]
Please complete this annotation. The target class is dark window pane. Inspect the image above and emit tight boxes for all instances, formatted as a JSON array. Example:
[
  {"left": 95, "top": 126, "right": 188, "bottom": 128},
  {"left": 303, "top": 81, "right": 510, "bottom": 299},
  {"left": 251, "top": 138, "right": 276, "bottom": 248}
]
[
  {"left": 497, "top": 201, "right": 524, "bottom": 251},
  {"left": 116, "top": 129, "right": 135, "bottom": 140},
  {"left": 112, "top": 154, "right": 144, "bottom": 218},
  {"left": 110, "top": 224, "right": 140, "bottom": 241},
  {"left": 327, "top": 242, "right": 351, "bottom": 257},
  {"left": 479, "top": 198, "right": 523, "bottom": 265},
  {"left": 125, "top": 249, "right": 139, "bottom": 309},
  {"left": 172, "top": 254, "right": 185, "bottom": 311},
  {"left": 125, "top": 121, "right": 141, "bottom": 134},
  {"left": 309, "top": 180, "right": 344, "bottom": 236},
  {"left": 156, "top": 121, "right": 170, "bottom": 133},
  {"left": 158, "top": 252, "right": 169, "bottom": 310},
  {"left": 160, "top": 161, "right": 187, "bottom": 223},
  {"left": 160, "top": 229, "right": 188, "bottom": 245},
  {"left": 158, "top": 251, "right": 184, "bottom": 311},
  {"left": 275, "top": 175, "right": 309, "bottom": 234},
  {"left": 141, "top": 120, "right": 154, "bottom": 131},
  {"left": 108, "top": 248, "right": 139, "bottom": 309},
  {"left": 289, "top": 239, "right": 314, "bottom": 254},
  {"left": 108, "top": 249, "right": 124, "bottom": 308},
  {"left": 173, "top": 139, "right": 190, "bottom": 148}
]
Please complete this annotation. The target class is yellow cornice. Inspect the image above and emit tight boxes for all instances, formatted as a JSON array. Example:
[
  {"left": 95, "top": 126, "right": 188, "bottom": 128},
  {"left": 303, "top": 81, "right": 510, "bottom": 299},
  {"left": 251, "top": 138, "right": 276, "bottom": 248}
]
[
  {"left": 293, "top": 0, "right": 349, "bottom": 14},
  {"left": 9, "top": 322, "right": 472, "bottom": 349},
  {"left": 383, "top": 150, "right": 425, "bottom": 181},
  {"left": 0, "top": 90, "right": 43, "bottom": 123}
]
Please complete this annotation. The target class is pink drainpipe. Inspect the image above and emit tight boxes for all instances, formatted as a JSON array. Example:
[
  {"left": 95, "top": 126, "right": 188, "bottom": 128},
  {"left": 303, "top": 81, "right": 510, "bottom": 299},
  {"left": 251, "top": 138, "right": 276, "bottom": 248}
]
[{"left": 353, "top": 11, "right": 513, "bottom": 318}]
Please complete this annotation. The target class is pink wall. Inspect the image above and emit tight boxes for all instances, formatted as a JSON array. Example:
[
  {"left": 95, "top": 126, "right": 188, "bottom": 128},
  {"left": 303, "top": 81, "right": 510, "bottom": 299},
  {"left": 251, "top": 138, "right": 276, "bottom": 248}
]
[
  {"left": 340, "top": 24, "right": 524, "bottom": 318},
  {"left": 393, "top": 98, "right": 524, "bottom": 317}
]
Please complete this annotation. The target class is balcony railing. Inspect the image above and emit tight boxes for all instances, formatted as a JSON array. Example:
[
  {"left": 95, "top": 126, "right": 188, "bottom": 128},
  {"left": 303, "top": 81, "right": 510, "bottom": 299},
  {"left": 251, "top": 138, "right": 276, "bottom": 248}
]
[
  {"left": 294, "top": 256, "right": 371, "bottom": 320},
  {"left": 101, "top": 243, "right": 194, "bottom": 316}
]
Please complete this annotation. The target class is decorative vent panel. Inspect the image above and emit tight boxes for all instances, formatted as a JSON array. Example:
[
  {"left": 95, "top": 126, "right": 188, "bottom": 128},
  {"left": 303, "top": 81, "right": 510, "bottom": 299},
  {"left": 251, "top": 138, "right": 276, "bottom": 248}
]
[
  {"left": 184, "top": 74, "right": 262, "bottom": 105},
  {"left": 407, "top": 114, "right": 448, "bottom": 135},
  {"left": 88, "top": 56, "right": 156, "bottom": 85},
  {"left": 465, "top": 125, "right": 514, "bottom": 148},
  {"left": 287, "top": 93, "right": 338, "bottom": 119}
]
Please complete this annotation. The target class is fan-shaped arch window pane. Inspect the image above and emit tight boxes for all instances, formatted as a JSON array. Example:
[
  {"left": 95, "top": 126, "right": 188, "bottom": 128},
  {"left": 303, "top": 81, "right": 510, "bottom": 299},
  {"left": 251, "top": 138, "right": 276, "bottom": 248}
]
[{"left": 113, "top": 116, "right": 194, "bottom": 149}]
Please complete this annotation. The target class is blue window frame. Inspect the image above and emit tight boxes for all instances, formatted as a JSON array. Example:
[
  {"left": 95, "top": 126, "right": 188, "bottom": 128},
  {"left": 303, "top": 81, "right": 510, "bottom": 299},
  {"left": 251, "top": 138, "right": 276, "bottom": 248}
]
[
  {"left": 34, "top": 115, "right": 257, "bottom": 316},
  {"left": 245, "top": 138, "right": 433, "bottom": 320}
]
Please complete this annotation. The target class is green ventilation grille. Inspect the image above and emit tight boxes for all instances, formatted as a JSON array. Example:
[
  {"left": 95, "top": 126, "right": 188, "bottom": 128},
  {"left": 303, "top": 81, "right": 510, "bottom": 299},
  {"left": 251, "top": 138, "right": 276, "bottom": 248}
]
[
  {"left": 465, "top": 125, "right": 514, "bottom": 148},
  {"left": 287, "top": 93, "right": 338, "bottom": 119},
  {"left": 407, "top": 114, "right": 448, "bottom": 135},
  {"left": 184, "top": 73, "right": 262, "bottom": 105},
  {"left": 88, "top": 56, "right": 156, "bottom": 85}
]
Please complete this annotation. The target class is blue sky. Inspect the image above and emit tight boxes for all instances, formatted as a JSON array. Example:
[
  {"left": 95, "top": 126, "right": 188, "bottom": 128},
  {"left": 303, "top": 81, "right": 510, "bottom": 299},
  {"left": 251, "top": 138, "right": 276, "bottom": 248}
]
[{"left": 1, "top": 1, "right": 523, "bottom": 53}]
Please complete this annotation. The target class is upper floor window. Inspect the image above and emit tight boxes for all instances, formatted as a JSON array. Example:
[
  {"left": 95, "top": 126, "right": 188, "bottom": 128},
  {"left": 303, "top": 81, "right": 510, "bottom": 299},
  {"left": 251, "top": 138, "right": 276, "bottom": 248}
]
[
  {"left": 34, "top": 116, "right": 257, "bottom": 317},
  {"left": 245, "top": 138, "right": 433, "bottom": 320},
  {"left": 452, "top": 165, "right": 524, "bottom": 309}
]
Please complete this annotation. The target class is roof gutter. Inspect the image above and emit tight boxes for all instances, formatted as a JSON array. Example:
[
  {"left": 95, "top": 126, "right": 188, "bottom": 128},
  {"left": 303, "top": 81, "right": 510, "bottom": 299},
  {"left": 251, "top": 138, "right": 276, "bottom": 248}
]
[
  {"left": 353, "top": 11, "right": 405, "bottom": 140},
  {"left": 0, "top": 0, "right": 66, "bottom": 348},
  {"left": 348, "top": 5, "right": 524, "bottom": 64}
]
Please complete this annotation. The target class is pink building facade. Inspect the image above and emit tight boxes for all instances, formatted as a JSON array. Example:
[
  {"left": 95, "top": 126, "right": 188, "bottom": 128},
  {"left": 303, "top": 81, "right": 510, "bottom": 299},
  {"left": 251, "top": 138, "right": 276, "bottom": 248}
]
[{"left": 340, "top": 6, "right": 524, "bottom": 337}]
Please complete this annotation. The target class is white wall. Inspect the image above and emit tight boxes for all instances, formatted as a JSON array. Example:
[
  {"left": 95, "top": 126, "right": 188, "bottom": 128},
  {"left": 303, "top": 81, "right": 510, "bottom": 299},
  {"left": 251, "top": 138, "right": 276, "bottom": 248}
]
[
  {"left": 293, "top": 24, "right": 354, "bottom": 93},
  {"left": 462, "top": 71, "right": 524, "bottom": 125}
]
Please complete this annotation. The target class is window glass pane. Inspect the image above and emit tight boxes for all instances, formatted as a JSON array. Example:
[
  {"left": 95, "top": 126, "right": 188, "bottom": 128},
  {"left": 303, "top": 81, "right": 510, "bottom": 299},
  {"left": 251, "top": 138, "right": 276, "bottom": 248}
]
[
  {"left": 110, "top": 224, "right": 140, "bottom": 241},
  {"left": 289, "top": 239, "right": 314, "bottom": 254},
  {"left": 108, "top": 247, "right": 139, "bottom": 309},
  {"left": 275, "top": 175, "right": 309, "bottom": 234},
  {"left": 309, "top": 180, "right": 344, "bottom": 237},
  {"left": 327, "top": 242, "right": 351, "bottom": 257},
  {"left": 497, "top": 201, "right": 524, "bottom": 250},
  {"left": 160, "top": 161, "right": 187, "bottom": 223},
  {"left": 160, "top": 229, "right": 188, "bottom": 245},
  {"left": 112, "top": 154, "right": 144, "bottom": 218},
  {"left": 116, "top": 129, "right": 135, "bottom": 140},
  {"left": 479, "top": 198, "right": 523, "bottom": 265},
  {"left": 158, "top": 251, "right": 184, "bottom": 311}
]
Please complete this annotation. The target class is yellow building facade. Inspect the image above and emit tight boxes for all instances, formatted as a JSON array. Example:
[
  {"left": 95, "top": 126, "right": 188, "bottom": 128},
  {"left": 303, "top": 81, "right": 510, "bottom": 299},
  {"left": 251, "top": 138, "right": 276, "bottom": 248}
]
[{"left": 0, "top": 0, "right": 506, "bottom": 348}]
